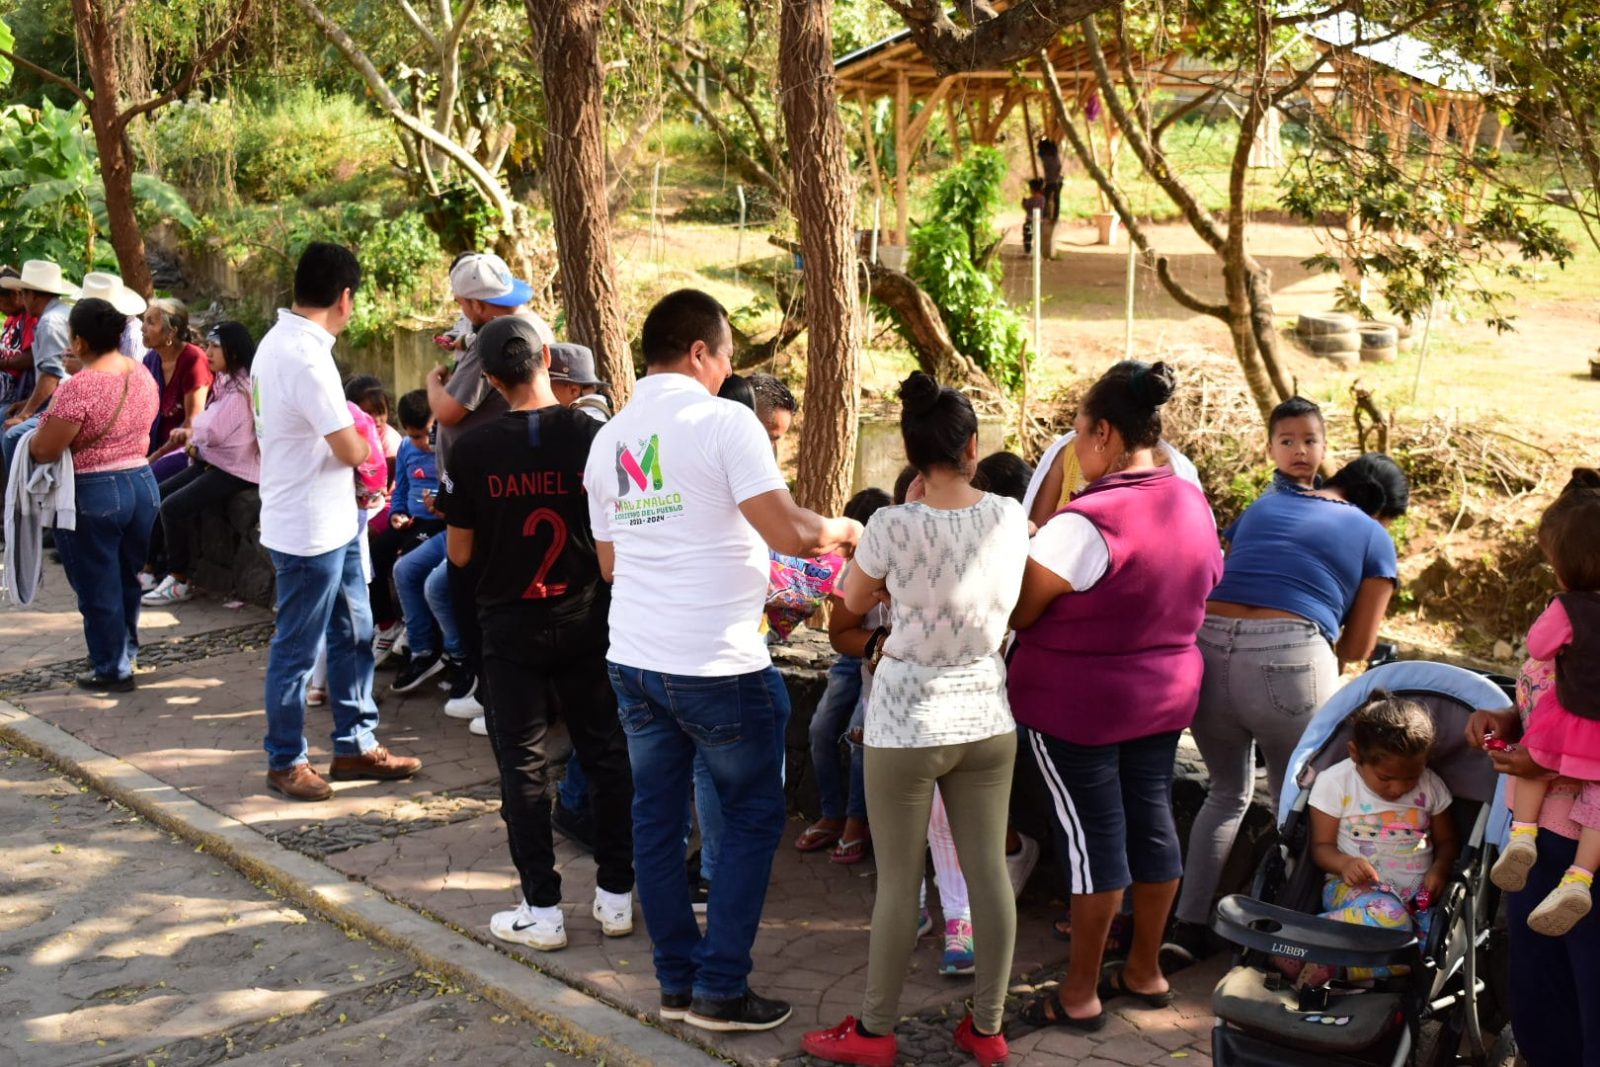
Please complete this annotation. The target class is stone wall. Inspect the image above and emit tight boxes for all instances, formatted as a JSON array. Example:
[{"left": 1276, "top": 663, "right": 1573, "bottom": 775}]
[{"left": 189, "top": 490, "right": 276, "bottom": 608}]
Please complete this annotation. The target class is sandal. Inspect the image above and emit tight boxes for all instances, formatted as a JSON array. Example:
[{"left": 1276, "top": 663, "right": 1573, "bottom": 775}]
[
  {"left": 795, "top": 823, "right": 843, "bottom": 853},
  {"left": 1097, "top": 965, "right": 1175, "bottom": 1009},
  {"left": 1019, "top": 990, "right": 1105, "bottom": 1031},
  {"left": 830, "top": 837, "right": 871, "bottom": 865}
]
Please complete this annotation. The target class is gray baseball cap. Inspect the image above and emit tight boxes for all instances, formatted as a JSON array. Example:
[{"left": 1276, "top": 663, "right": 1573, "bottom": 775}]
[{"left": 548, "top": 342, "right": 601, "bottom": 386}]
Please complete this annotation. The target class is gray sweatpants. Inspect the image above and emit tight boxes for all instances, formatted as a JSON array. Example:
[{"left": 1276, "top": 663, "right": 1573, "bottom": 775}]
[
  {"left": 1175, "top": 615, "right": 1337, "bottom": 926},
  {"left": 862, "top": 731, "right": 1017, "bottom": 1035}
]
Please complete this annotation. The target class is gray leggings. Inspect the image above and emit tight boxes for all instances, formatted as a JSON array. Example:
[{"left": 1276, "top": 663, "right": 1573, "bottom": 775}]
[
  {"left": 862, "top": 731, "right": 1017, "bottom": 1035},
  {"left": 1175, "top": 616, "right": 1337, "bottom": 926}
]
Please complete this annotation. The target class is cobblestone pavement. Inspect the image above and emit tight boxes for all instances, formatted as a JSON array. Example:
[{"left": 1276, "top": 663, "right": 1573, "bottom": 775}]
[
  {"left": 4, "top": 557, "right": 1225, "bottom": 1066},
  {"left": 0, "top": 741, "right": 600, "bottom": 1067}
]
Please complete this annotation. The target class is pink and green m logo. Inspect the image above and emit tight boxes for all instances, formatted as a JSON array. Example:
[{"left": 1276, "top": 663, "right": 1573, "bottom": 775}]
[{"left": 615, "top": 435, "right": 663, "bottom": 495}]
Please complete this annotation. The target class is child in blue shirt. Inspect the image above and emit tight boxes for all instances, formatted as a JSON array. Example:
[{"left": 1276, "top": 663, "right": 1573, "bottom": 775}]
[
  {"left": 370, "top": 390, "right": 444, "bottom": 653},
  {"left": 1267, "top": 395, "right": 1325, "bottom": 494}
]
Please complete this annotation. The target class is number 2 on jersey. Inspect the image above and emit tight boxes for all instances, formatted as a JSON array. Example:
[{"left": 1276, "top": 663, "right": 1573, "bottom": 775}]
[{"left": 522, "top": 507, "right": 569, "bottom": 599}]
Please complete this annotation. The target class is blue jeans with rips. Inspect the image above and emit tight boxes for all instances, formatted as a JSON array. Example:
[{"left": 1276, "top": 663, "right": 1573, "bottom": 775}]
[
  {"left": 54, "top": 467, "right": 159, "bottom": 680},
  {"left": 263, "top": 536, "right": 380, "bottom": 771},
  {"left": 607, "top": 663, "right": 789, "bottom": 1000}
]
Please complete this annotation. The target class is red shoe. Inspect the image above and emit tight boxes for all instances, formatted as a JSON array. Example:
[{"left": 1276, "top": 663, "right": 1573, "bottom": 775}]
[
  {"left": 801, "top": 1016, "right": 897, "bottom": 1067},
  {"left": 954, "top": 1014, "right": 1009, "bottom": 1066}
]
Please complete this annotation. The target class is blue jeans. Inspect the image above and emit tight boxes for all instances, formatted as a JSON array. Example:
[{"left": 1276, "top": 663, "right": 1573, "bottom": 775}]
[
  {"left": 392, "top": 532, "right": 459, "bottom": 658},
  {"left": 2, "top": 413, "right": 40, "bottom": 471},
  {"left": 264, "top": 537, "right": 380, "bottom": 771},
  {"left": 423, "top": 558, "right": 462, "bottom": 658},
  {"left": 559, "top": 756, "right": 590, "bottom": 812},
  {"left": 54, "top": 467, "right": 159, "bottom": 680},
  {"left": 1509, "top": 830, "right": 1600, "bottom": 1066},
  {"left": 608, "top": 663, "right": 789, "bottom": 1000},
  {"left": 809, "top": 655, "right": 866, "bottom": 821}
]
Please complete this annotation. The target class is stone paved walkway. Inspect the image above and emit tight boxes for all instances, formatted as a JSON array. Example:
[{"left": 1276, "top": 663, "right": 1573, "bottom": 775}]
[
  {"left": 3, "top": 559, "right": 1224, "bottom": 1067},
  {"left": 0, "top": 740, "right": 599, "bottom": 1067}
]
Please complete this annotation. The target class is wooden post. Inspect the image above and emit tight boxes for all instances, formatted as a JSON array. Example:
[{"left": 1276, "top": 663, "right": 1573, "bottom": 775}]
[
  {"left": 896, "top": 73, "right": 910, "bottom": 244},
  {"left": 1022, "top": 95, "right": 1040, "bottom": 179},
  {"left": 945, "top": 97, "right": 963, "bottom": 164},
  {"left": 858, "top": 92, "right": 886, "bottom": 217}
]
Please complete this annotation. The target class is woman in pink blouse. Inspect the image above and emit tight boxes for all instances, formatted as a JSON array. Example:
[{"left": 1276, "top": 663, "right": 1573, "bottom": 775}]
[
  {"left": 140, "top": 322, "right": 259, "bottom": 606},
  {"left": 29, "top": 297, "right": 160, "bottom": 692}
]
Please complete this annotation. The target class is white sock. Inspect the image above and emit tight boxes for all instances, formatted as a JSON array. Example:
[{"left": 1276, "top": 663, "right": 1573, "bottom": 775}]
[
  {"left": 527, "top": 903, "right": 562, "bottom": 923},
  {"left": 595, "top": 887, "right": 632, "bottom": 910}
]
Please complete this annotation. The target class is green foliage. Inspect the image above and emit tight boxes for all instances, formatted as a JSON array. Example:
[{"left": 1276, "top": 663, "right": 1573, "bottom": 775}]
[
  {"left": 0, "top": 99, "right": 195, "bottom": 275},
  {"left": 234, "top": 87, "right": 392, "bottom": 201},
  {"left": 677, "top": 183, "right": 782, "bottom": 225},
  {"left": 902, "top": 148, "right": 1028, "bottom": 390},
  {"left": 151, "top": 95, "right": 241, "bottom": 210},
  {"left": 0, "top": 16, "right": 13, "bottom": 86},
  {"left": 1283, "top": 133, "right": 1574, "bottom": 328}
]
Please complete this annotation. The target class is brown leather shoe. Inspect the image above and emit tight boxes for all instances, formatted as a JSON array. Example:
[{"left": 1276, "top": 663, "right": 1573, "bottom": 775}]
[
  {"left": 266, "top": 764, "right": 333, "bottom": 802},
  {"left": 328, "top": 745, "right": 422, "bottom": 782}
]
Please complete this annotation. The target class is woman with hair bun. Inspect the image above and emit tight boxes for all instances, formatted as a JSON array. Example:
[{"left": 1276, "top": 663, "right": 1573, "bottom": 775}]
[
  {"left": 1007, "top": 360, "right": 1222, "bottom": 1031},
  {"left": 1169, "top": 450, "right": 1409, "bottom": 963},
  {"left": 802, "top": 372, "right": 1028, "bottom": 1067}
]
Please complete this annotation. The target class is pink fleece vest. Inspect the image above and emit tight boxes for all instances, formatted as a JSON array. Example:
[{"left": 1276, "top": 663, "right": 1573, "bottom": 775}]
[{"left": 1008, "top": 467, "right": 1222, "bottom": 746}]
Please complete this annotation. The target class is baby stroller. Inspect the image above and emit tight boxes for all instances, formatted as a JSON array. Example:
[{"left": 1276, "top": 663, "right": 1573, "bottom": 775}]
[{"left": 1208, "top": 660, "right": 1516, "bottom": 1067}]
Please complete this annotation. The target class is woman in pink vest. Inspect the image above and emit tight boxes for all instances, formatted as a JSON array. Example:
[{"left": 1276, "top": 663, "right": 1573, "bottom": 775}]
[{"left": 1008, "top": 360, "right": 1222, "bottom": 1031}]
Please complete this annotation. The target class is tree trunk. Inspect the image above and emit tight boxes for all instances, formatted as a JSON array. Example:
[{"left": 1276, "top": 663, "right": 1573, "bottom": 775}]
[
  {"left": 525, "top": 0, "right": 636, "bottom": 404},
  {"left": 779, "top": 0, "right": 860, "bottom": 516},
  {"left": 71, "top": 0, "right": 154, "bottom": 296}
]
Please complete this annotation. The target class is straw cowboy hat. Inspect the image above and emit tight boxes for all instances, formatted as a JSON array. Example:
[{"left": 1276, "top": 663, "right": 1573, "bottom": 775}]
[
  {"left": 0, "top": 259, "right": 82, "bottom": 298},
  {"left": 79, "top": 272, "right": 147, "bottom": 317}
]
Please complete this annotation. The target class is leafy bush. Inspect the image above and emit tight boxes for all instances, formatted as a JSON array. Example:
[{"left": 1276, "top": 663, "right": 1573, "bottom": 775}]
[
  {"left": 152, "top": 95, "right": 240, "bottom": 209},
  {"left": 676, "top": 183, "right": 781, "bottom": 224},
  {"left": 903, "top": 148, "right": 1028, "bottom": 390},
  {"left": 0, "top": 99, "right": 194, "bottom": 276},
  {"left": 235, "top": 87, "right": 391, "bottom": 201}
]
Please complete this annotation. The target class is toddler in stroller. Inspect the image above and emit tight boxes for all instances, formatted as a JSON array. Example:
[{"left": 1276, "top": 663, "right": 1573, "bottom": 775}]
[{"left": 1207, "top": 660, "right": 1512, "bottom": 1067}]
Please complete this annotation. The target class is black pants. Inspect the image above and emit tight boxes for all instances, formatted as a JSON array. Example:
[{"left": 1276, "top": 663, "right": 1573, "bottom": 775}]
[
  {"left": 480, "top": 606, "right": 634, "bottom": 907},
  {"left": 1044, "top": 180, "right": 1063, "bottom": 222},
  {"left": 368, "top": 519, "right": 444, "bottom": 625},
  {"left": 154, "top": 463, "right": 252, "bottom": 576},
  {"left": 448, "top": 556, "right": 485, "bottom": 694}
]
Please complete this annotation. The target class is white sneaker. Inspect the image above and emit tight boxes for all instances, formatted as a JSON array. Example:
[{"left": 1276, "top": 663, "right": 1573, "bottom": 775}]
[
  {"left": 1006, "top": 832, "right": 1040, "bottom": 899},
  {"left": 490, "top": 901, "right": 566, "bottom": 950},
  {"left": 376, "top": 627, "right": 410, "bottom": 668},
  {"left": 137, "top": 571, "right": 159, "bottom": 593},
  {"left": 469, "top": 714, "right": 487, "bottom": 736},
  {"left": 593, "top": 888, "right": 634, "bottom": 937},
  {"left": 1492, "top": 832, "right": 1539, "bottom": 892},
  {"left": 372, "top": 620, "right": 404, "bottom": 657},
  {"left": 445, "top": 691, "right": 484, "bottom": 719},
  {"left": 142, "top": 574, "right": 193, "bottom": 605}
]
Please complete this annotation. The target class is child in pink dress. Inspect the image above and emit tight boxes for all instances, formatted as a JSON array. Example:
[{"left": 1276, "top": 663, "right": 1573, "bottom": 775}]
[{"left": 1490, "top": 469, "right": 1600, "bottom": 936}]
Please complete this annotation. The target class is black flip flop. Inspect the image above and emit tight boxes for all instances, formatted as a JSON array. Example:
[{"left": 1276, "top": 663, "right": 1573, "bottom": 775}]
[
  {"left": 1097, "top": 965, "right": 1176, "bottom": 1009},
  {"left": 1020, "top": 991, "right": 1106, "bottom": 1032}
]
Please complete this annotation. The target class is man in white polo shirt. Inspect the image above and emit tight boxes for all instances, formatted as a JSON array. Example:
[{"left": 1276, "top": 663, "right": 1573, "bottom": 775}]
[
  {"left": 254, "top": 242, "right": 421, "bottom": 801},
  {"left": 585, "top": 289, "right": 860, "bottom": 1034}
]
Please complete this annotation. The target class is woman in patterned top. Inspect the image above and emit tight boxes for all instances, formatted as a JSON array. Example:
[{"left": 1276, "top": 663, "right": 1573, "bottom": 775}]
[{"left": 801, "top": 372, "right": 1027, "bottom": 1067}]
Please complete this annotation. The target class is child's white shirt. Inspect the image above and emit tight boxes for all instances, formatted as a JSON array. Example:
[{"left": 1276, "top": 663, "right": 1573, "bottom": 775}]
[{"left": 1309, "top": 758, "right": 1452, "bottom": 896}]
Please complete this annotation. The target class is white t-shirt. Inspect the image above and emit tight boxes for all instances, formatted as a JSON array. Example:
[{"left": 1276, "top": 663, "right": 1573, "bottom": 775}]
[
  {"left": 585, "top": 372, "right": 788, "bottom": 676},
  {"left": 1021, "top": 431, "right": 1203, "bottom": 518},
  {"left": 252, "top": 310, "right": 358, "bottom": 556},
  {"left": 852, "top": 494, "right": 1029, "bottom": 748},
  {"left": 1030, "top": 512, "right": 1110, "bottom": 591},
  {"left": 1309, "top": 757, "right": 1452, "bottom": 897}
]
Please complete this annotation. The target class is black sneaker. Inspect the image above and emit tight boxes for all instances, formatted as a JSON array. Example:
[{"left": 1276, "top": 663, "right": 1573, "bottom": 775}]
[
  {"left": 685, "top": 989, "right": 791, "bottom": 1032},
  {"left": 691, "top": 878, "right": 711, "bottom": 915},
  {"left": 1160, "top": 919, "right": 1219, "bottom": 973},
  {"left": 659, "top": 992, "right": 692, "bottom": 1021},
  {"left": 442, "top": 656, "right": 476, "bottom": 700},
  {"left": 391, "top": 651, "right": 444, "bottom": 693},
  {"left": 76, "top": 671, "right": 135, "bottom": 693},
  {"left": 551, "top": 799, "right": 595, "bottom": 854}
]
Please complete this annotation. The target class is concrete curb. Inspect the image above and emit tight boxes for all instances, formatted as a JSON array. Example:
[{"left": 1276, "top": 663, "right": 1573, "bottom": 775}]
[{"left": 0, "top": 701, "right": 725, "bottom": 1067}]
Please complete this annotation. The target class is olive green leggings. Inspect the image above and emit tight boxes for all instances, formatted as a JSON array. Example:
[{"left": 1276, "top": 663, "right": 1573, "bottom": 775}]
[{"left": 861, "top": 731, "right": 1018, "bottom": 1035}]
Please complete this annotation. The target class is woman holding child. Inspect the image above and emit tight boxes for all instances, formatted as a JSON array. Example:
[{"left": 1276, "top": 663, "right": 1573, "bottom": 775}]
[
  {"left": 1170, "top": 407, "right": 1411, "bottom": 961},
  {"left": 1006, "top": 360, "right": 1222, "bottom": 1030}
]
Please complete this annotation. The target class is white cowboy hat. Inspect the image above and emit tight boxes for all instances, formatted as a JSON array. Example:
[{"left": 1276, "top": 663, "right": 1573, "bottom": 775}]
[
  {"left": 79, "top": 272, "right": 147, "bottom": 317},
  {"left": 0, "top": 259, "right": 82, "bottom": 297}
]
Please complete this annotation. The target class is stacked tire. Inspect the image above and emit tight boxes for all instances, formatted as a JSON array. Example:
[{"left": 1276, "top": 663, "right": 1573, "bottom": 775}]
[
  {"left": 1358, "top": 321, "right": 1400, "bottom": 363},
  {"left": 1296, "top": 312, "right": 1359, "bottom": 365}
]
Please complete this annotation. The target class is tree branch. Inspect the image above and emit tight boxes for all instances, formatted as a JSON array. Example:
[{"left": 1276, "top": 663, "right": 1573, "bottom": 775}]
[
  {"left": 117, "top": 0, "right": 255, "bottom": 128},
  {"left": 1039, "top": 50, "right": 1228, "bottom": 319},
  {"left": 663, "top": 62, "right": 785, "bottom": 197},
  {"left": 397, "top": 0, "right": 442, "bottom": 52},
  {"left": 446, "top": 0, "right": 480, "bottom": 51},
  {"left": 890, "top": 0, "right": 1118, "bottom": 76},
  {"left": 0, "top": 46, "right": 90, "bottom": 104}
]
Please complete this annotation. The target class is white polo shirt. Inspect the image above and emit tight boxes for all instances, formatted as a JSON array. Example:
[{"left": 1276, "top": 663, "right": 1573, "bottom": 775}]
[
  {"left": 252, "top": 309, "right": 358, "bottom": 556},
  {"left": 585, "top": 372, "right": 787, "bottom": 676}
]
